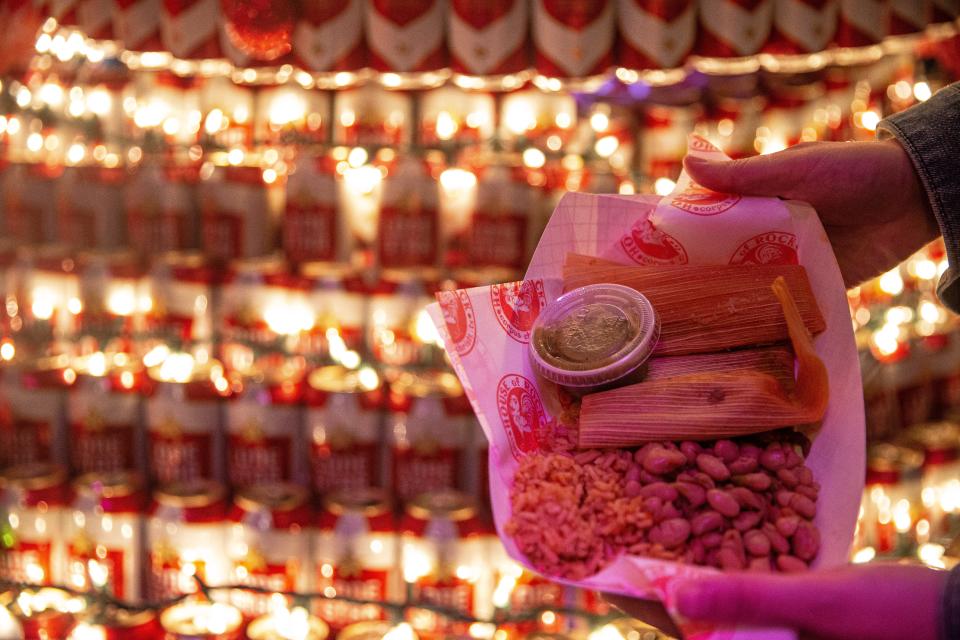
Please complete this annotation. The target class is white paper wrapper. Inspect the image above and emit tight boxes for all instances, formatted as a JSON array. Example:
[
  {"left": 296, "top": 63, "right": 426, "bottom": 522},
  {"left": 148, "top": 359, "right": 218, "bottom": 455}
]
[{"left": 429, "top": 137, "right": 865, "bottom": 640}]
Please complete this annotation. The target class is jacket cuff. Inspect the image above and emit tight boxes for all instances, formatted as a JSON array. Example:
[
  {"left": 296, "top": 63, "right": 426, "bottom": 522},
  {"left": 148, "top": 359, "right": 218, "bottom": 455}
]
[
  {"left": 878, "top": 83, "right": 960, "bottom": 313},
  {"left": 942, "top": 563, "right": 960, "bottom": 640}
]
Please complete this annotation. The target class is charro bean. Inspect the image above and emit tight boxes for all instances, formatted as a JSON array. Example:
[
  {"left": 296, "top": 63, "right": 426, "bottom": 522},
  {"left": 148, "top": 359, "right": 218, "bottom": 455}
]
[
  {"left": 729, "top": 456, "right": 759, "bottom": 474},
  {"left": 763, "top": 523, "right": 791, "bottom": 554},
  {"left": 796, "top": 484, "right": 819, "bottom": 501},
  {"left": 681, "top": 441, "right": 702, "bottom": 463},
  {"left": 789, "top": 493, "right": 817, "bottom": 519},
  {"left": 792, "top": 521, "right": 820, "bottom": 561},
  {"left": 675, "top": 481, "right": 706, "bottom": 508},
  {"left": 691, "top": 510, "right": 724, "bottom": 536},
  {"left": 776, "top": 490, "right": 795, "bottom": 507},
  {"left": 776, "top": 515, "right": 800, "bottom": 538},
  {"left": 760, "top": 445, "right": 786, "bottom": 471},
  {"left": 776, "top": 554, "right": 808, "bottom": 572},
  {"left": 717, "top": 547, "right": 745, "bottom": 570},
  {"left": 776, "top": 468, "right": 799, "bottom": 489},
  {"left": 735, "top": 473, "right": 772, "bottom": 491},
  {"left": 650, "top": 518, "right": 691, "bottom": 549},
  {"left": 707, "top": 489, "right": 741, "bottom": 518},
  {"left": 744, "top": 530, "right": 771, "bottom": 556},
  {"left": 700, "top": 531, "right": 723, "bottom": 548},
  {"left": 749, "top": 557, "right": 772, "bottom": 571},
  {"left": 624, "top": 480, "right": 642, "bottom": 497},
  {"left": 697, "top": 454, "right": 731, "bottom": 481},
  {"left": 624, "top": 465, "right": 642, "bottom": 483},
  {"left": 733, "top": 510, "right": 762, "bottom": 532},
  {"left": 640, "top": 482, "right": 679, "bottom": 501},
  {"left": 643, "top": 447, "right": 688, "bottom": 475},
  {"left": 785, "top": 447, "right": 803, "bottom": 469},
  {"left": 730, "top": 487, "right": 763, "bottom": 510},
  {"left": 714, "top": 440, "right": 739, "bottom": 463},
  {"left": 798, "top": 466, "right": 814, "bottom": 486}
]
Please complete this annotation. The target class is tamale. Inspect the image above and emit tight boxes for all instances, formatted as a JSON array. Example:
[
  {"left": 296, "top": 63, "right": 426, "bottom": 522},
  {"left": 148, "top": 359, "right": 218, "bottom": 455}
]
[
  {"left": 646, "top": 346, "right": 796, "bottom": 392},
  {"left": 578, "top": 277, "right": 828, "bottom": 446},
  {"left": 563, "top": 254, "right": 825, "bottom": 355}
]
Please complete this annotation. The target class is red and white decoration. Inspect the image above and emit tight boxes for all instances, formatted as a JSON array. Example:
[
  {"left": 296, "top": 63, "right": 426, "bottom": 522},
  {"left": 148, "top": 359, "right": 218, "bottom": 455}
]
[
  {"left": 696, "top": 0, "right": 774, "bottom": 58},
  {"left": 114, "top": 0, "right": 164, "bottom": 51},
  {"left": 366, "top": 0, "right": 446, "bottom": 74},
  {"left": 833, "top": 0, "right": 888, "bottom": 47},
  {"left": 161, "top": 0, "right": 223, "bottom": 60},
  {"left": 533, "top": 0, "right": 615, "bottom": 78},
  {"left": 617, "top": 0, "right": 696, "bottom": 70},
  {"left": 764, "top": 0, "right": 839, "bottom": 55},
  {"left": 294, "top": 0, "right": 366, "bottom": 73},
  {"left": 449, "top": 0, "right": 529, "bottom": 77}
]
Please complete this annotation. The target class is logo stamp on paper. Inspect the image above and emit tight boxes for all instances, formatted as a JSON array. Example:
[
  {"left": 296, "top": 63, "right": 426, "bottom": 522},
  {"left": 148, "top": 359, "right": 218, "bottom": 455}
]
[
  {"left": 688, "top": 134, "right": 721, "bottom": 153},
  {"left": 669, "top": 183, "right": 741, "bottom": 216},
  {"left": 729, "top": 231, "right": 799, "bottom": 266},
  {"left": 620, "top": 219, "right": 689, "bottom": 265},
  {"left": 496, "top": 374, "right": 546, "bottom": 458},
  {"left": 436, "top": 290, "right": 477, "bottom": 357},
  {"left": 490, "top": 280, "right": 546, "bottom": 344}
]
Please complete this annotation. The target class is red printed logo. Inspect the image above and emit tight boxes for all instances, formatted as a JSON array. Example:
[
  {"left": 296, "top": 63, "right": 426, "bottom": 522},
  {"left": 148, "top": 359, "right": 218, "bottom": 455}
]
[
  {"left": 729, "top": 232, "right": 799, "bottom": 266},
  {"left": 669, "top": 183, "right": 741, "bottom": 216},
  {"left": 620, "top": 219, "right": 689, "bottom": 265},
  {"left": 689, "top": 134, "right": 721, "bottom": 153},
  {"left": 496, "top": 374, "right": 546, "bottom": 458},
  {"left": 436, "top": 290, "right": 477, "bottom": 357},
  {"left": 490, "top": 281, "right": 546, "bottom": 344}
]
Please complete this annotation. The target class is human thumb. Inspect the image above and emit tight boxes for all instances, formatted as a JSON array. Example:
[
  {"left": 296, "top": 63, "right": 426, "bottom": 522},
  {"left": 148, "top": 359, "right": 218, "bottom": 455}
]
[{"left": 683, "top": 151, "right": 800, "bottom": 198}]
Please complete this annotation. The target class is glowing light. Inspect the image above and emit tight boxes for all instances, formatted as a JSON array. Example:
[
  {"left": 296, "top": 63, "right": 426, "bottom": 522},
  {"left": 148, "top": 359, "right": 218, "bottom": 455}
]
[
  {"left": 383, "top": 623, "right": 416, "bottom": 640},
  {"left": 16, "top": 87, "right": 31, "bottom": 108},
  {"left": 435, "top": 111, "right": 458, "bottom": 140},
  {"left": 541, "top": 611, "right": 557, "bottom": 626},
  {"left": 67, "top": 143, "right": 85, "bottom": 165},
  {"left": 759, "top": 134, "right": 788, "bottom": 155},
  {"left": 522, "top": 148, "right": 546, "bottom": 169},
  {"left": 86, "top": 352, "right": 107, "bottom": 377},
  {"left": 893, "top": 499, "right": 912, "bottom": 533},
  {"left": 7, "top": 117, "right": 20, "bottom": 135},
  {"left": 919, "top": 543, "right": 946, "bottom": 568},
  {"left": 871, "top": 323, "right": 901, "bottom": 358},
  {"left": 917, "top": 518, "right": 930, "bottom": 539},
  {"left": 914, "top": 82, "right": 932, "bottom": 102},
  {"left": 205, "top": 109, "right": 225, "bottom": 135},
  {"left": 162, "top": 117, "right": 181, "bottom": 136},
  {"left": 262, "top": 168, "right": 278, "bottom": 184},
  {"left": 555, "top": 112, "right": 572, "bottom": 129},
  {"left": 878, "top": 269, "right": 904, "bottom": 295},
  {"left": 227, "top": 148, "right": 245, "bottom": 165},
  {"left": 107, "top": 285, "right": 138, "bottom": 316},
  {"left": 589, "top": 111, "right": 609, "bottom": 132},
  {"left": 157, "top": 352, "right": 195, "bottom": 383},
  {"left": 86, "top": 89, "right": 111, "bottom": 116},
  {"left": 268, "top": 93, "right": 307, "bottom": 127},
  {"left": 69, "top": 622, "right": 106, "bottom": 640},
  {"left": 381, "top": 73, "right": 402, "bottom": 88},
  {"left": 654, "top": 177, "right": 677, "bottom": 196},
  {"left": 920, "top": 301, "right": 942, "bottom": 324},
  {"left": 884, "top": 306, "right": 913, "bottom": 325},
  {"left": 31, "top": 289, "right": 56, "bottom": 320},
  {"left": 264, "top": 300, "right": 315, "bottom": 336},
  {"left": 339, "top": 109, "right": 356, "bottom": 128},
  {"left": 861, "top": 110, "right": 881, "bottom": 131},
  {"left": 503, "top": 101, "right": 537, "bottom": 135},
  {"left": 26, "top": 133, "right": 43, "bottom": 153},
  {"left": 469, "top": 623, "right": 497, "bottom": 639},
  {"left": 36, "top": 33, "right": 52, "bottom": 53},
  {"left": 594, "top": 135, "right": 619, "bottom": 158},
  {"left": 343, "top": 164, "right": 383, "bottom": 195},
  {"left": 143, "top": 345, "right": 170, "bottom": 368},
  {"left": 0, "top": 342, "right": 14, "bottom": 361},
  {"left": 348, "top": 147, "right": 368, "bottom": 168},
  {"left": 852, "top": 546, "right": 876, "bottom": 564}
]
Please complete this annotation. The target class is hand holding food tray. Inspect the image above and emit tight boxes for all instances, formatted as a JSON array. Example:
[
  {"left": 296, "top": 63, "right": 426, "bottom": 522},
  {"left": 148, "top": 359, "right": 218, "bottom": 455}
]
[{"left": 428, "top": 136, "right": 865, "bottom": 640}]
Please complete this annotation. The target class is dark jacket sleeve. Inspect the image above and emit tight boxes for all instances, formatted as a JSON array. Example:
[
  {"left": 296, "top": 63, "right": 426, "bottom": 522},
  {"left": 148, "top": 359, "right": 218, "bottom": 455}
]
[
  {"left": 878, "top": 82, "right": 960, "bottom": 313},
  {"left": 941, "top": 564, "right": 960, "bottom": 640}
]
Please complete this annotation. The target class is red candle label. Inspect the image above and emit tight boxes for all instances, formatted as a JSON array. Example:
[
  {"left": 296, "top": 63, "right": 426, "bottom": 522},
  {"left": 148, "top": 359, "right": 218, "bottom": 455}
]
[{"left": 315, "top": 567, "right": 389, "bottom": 629}]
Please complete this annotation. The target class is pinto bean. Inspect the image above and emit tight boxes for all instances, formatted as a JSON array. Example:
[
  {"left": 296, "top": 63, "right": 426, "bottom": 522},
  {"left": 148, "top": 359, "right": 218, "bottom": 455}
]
[
  {"left": 717, "top": 547, "right": 745, "bottom": 570},
  {"left": 681, "top": 441, "right": 702, "bottom": 463},
  {"left": 730, "top": 487, "right": 764, "bottom": 511},
  {"left": 760, "top": 445, "right": 787, "bottom": 471},
  {"left": 777, "top": 468, "right": 800, "bottom": 489},
  {"left": 785, "top": 447, "right": 804, "bottom": 469},
  {"left": 798, "top": 466, "right": 814, "bottom": 486},
  {"left": 734, "top": 473, "right": 772, "bottom": 491},
  {"left": 776, "top": 515, "right": 800, "bottom": 537},
  {"left": 649, "top": 518, "right": 691, "bottom": 549},
  {"left": 729, "top": 456, "right": 759, "bottom": 474},
  {"left": 789, "top": 493, "right": 817, "bottom": 519},
  {"left": 714, "top": 440, "right": 740, "bottom": 463},
  {"left": 776, "top": 554, "right": 808, "bottom": 573},
  {"left": 796, "top": 485, "right": 820, "bottom": 501},
  {"left": 624, "top": 480, "right": 643, "bottom": 497},
  {"left": 733, "top": 510, "right": 762, "bottom": 532},
  {"left": 744, "top": 530, "right": 771, "bottom": 556},
  {"left": 776, "top": 490, "right": 795, "bottom": 507},
  {"left": 749, "top": 556, "right": 772, "bottom": 572},
  {"left": 763, "top": 523, "right": 791, "bottom": 554},
  {"left": 707, "top": 489, "right": 741, "bottom": 518},
  {"left": 697, "top": 454, "right": 731, "bottom": 481},
  {"left": 643, "top": 447, "right": 688, "bottom": 475},
  {"left": 792, "top": 521, "right": 820, "bottom": 561},
  {"left": 691, "top": 510, "right": 724, "bottom": 536},
  {"left": 700, "top": 531, "right": 723, "bottom": 548},
  {"left": 675, "top": 481, "right": 707, "bottom": 508},
  {"left": 624, "top": 465, "right": 642, "bottom": 483},
  {"left": 640, "top": 482, "right": 678, "bottom": 502}
]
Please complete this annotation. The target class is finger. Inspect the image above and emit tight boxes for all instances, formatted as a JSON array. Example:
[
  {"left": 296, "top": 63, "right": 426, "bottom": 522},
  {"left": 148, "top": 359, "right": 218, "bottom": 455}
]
[
  {"left": 674, "top": 572, "right": 842, "bottom": 630},
  {"left": 602, "top": 595, "right": 683, "bottom": 638},
  {"left": 683, "top": 149, "right": 807, "bottom": 198}
]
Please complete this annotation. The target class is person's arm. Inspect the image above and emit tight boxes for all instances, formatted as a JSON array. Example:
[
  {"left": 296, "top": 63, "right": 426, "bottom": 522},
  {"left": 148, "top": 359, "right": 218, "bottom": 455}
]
[
  {"left": 878, "top": 82, "right": 960, "bottom": 312},
  {"left": 608, "top": 563, "right": 950, "bottom": 640}
]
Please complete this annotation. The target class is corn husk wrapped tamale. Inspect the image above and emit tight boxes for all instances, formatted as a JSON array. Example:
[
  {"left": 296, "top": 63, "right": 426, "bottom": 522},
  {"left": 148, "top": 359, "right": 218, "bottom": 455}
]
[
  {"left": 563, "top": 254, "right": 825, "bottom": 355},
  {"left": 646, "top": 346, "right": 796, "bottom": 392},
  {"left": 578, "top": 277, "right": 828, "bottom": 446}
]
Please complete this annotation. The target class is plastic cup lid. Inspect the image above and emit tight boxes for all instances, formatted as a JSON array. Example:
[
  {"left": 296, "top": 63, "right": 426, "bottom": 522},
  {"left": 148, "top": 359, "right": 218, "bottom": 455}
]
[{"left": 529, "top": 283, "right": 659, "bottom": 388}]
